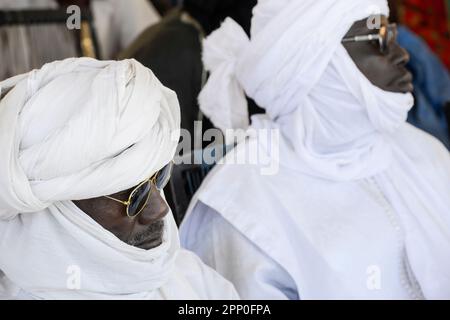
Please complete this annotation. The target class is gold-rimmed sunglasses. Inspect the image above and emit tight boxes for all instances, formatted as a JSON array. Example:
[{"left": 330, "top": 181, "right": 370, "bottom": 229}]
[
  {"left": 342, "top": 23, "right": 398, "bottom": 54},
  {"left": 104, "top": 161, "right": 174, "bottom": 218}
]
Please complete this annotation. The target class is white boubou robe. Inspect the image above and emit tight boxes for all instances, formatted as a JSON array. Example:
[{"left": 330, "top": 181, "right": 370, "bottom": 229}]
[{"left": 181, "top": 124, "right": 450, "bottom": 300}]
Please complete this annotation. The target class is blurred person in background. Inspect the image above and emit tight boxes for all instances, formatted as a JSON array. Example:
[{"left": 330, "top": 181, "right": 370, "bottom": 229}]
[
  {"left": 150, "top": 0, "right": 179, "bottom": 16},
  {"left": 55, "top": 0, "right": 161, "bottom": 59},
  {"left": 119, "top": 0, "right": 258, "bottom": 143}
]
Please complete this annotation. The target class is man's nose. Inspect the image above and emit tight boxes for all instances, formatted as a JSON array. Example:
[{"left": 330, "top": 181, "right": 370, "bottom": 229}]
[
  {"left": 391, "top": 43, "right": 410, "bottom": 66},
  {"left": 138, "top": 188, "right": 170, "bottom": 225}
]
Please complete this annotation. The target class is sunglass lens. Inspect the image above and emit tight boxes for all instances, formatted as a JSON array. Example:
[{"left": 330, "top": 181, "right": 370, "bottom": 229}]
[
  {"left": 379, "top": 26, "right": 388, "bottom": 53},
  {"left": 155, "top": 162, "right": 173, "bottom": 190},
  {"left": 128, "top": 181, "right": 152, "bottom": 217},
  {"left": 381, "top": 24, "right": 397, "bottom": 54},
  {"left": 387, "top": 25, "right": 397, "bottom": 45},
  {"left": 380, "top": 38, "right": 387, "bottom": 53}
]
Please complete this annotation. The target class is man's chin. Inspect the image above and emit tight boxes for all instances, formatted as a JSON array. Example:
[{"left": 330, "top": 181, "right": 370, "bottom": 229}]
[
  {"left": 136, "top": 237, "right": 164, "bottom": 250},
  {"left": 128, "top": 220, "right": 165, "bottom": 250},
  {"left": 395, "top": 82, "right": 414, "bottom": 94},
  {"left": 384, "top": 79, "right": 414, "bottom": 94}
]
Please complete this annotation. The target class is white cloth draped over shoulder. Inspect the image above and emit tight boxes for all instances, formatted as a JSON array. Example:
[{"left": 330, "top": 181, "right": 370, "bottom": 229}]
[
  {"left": 0, "top": 58, "right": 238, "bottom": 300},
  {"left": 181, "top": 0, "right": 450, "bottom": 299}
]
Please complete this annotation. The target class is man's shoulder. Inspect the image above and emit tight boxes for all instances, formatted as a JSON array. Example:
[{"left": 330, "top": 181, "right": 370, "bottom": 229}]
[
  {"left": 173, "top": 249, "right": 239, "bottom": 300},
  {"left": 395, "top": 123, "right": 449, "bottom": 165}
]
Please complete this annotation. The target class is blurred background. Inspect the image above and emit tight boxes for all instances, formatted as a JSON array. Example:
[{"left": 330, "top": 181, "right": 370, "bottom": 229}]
[
  {"left": 3, "top": 1, "right": 445, "bottom": 74},
  {"left": 397, "top": 0, "right": 450, "bottom": 69}
]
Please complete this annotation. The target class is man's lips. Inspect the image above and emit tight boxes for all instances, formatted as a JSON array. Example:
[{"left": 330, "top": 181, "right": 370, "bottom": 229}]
[
  {"left": 397, "top": 70, "right": 413, "bottom": 84},
  {"left": 393, "top": 69, "right": 414, "bottom": 92},
  {"left": 136, "top": 236, "right": 163, "bottom": 250}
]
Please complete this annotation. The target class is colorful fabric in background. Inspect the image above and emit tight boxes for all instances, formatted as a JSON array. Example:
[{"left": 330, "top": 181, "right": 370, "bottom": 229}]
[
  {"left": 399, "top": 0, "right": 450, "bottom": 69},
  {"left": 398, "top": 26, "right": 450, "bottom": 149}
]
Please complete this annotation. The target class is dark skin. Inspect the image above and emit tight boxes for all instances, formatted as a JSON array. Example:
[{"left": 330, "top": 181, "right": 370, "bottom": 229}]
[
  {"left": 343, "top": 15, "right": 413, "bottom": 94},
  {"left": 73, "top": 181, "right": 169, "bottom": 250}
]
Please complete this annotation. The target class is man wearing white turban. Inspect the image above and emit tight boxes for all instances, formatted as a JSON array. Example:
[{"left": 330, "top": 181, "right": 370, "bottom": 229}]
[
  {"left": 0, "top": 58, "right": 238, "bottom": 300},
  {"left": 180, "top": 0, "right": 450, "bottom": 299}
]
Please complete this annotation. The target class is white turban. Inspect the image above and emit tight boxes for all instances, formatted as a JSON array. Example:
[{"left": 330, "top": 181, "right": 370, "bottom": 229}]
[
  {"left": 0, "top": 58, "right": 184, "bottom": 299},
  {"left": 0, "top": 58, "right": 180, "bottom": 219},
  {"left": 199, "top": 0, "right": 450, "bottom": 299}
]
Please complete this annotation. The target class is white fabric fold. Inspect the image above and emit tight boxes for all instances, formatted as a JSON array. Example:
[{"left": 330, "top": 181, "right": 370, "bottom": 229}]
[
  {"left": 0, "top": 200, "right": 239, "bottom": 299},
  {"left": 199, "top": 19, "right": 250, "bottom": 132},
  {"left": 0, "top": 201, "right": 178, "bottom": 299}
]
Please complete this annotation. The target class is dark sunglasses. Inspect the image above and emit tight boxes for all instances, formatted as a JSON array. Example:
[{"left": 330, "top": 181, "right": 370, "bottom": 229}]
[
  {"left": 104, "top": 161, "right": 174, "bottom": 218},
  {"left": 342, "top": 23, "right": 398, "bottom": 54}
]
